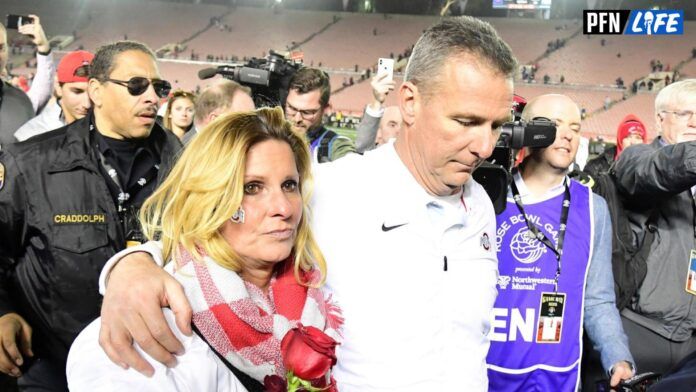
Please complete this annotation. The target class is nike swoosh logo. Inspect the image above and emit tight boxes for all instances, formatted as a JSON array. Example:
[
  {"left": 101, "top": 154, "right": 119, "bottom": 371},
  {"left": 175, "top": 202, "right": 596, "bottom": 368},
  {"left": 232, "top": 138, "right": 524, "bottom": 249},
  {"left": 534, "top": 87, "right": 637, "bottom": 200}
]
[{"left": 382, "top": 223, "right": 407, "bottom": 232}]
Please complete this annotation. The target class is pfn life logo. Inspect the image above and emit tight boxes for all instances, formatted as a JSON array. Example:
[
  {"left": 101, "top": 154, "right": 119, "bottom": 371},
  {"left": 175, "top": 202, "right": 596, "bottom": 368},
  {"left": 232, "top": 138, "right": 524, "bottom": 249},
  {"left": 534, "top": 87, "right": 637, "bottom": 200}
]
[{"left": 583, "top": 10, "right": 683, "bottom": 35}]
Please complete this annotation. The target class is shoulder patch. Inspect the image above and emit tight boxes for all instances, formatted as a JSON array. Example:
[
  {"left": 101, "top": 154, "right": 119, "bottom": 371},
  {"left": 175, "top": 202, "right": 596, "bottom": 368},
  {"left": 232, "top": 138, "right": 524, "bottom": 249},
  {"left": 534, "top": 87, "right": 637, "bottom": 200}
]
[{"left": 0, "top": 162, "right": 5, "bottom": 191}]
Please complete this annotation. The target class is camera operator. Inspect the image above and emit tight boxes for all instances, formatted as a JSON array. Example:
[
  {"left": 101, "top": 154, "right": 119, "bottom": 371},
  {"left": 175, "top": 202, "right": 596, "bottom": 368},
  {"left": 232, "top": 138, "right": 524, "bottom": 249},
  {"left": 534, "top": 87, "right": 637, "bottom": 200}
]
[
  {"left": 0, "top": 41, "right": 181, "bottom": 391},
  {"left": 0, "top": 15, "right": 55, "bottom": 147},
  {"left": 284, "top": 67, "right": 356, "bottom": 163},
  {"left": 487, "top": 94, "right": 634, "bottom": 391}
]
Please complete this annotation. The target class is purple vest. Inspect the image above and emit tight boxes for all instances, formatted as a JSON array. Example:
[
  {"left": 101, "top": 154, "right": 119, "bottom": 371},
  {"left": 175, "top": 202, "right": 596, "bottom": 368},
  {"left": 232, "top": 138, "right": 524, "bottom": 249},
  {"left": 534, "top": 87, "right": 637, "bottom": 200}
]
[{"left": 487, "top": 180, "right": 592, "bottom": 392}]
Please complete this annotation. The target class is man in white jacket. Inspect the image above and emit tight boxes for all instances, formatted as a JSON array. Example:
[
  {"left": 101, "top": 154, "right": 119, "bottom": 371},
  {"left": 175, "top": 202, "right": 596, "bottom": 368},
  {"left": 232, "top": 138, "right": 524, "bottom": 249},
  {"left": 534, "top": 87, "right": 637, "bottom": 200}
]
[{"left": 92, "top": 16, "right": 517, "bottom": 391}]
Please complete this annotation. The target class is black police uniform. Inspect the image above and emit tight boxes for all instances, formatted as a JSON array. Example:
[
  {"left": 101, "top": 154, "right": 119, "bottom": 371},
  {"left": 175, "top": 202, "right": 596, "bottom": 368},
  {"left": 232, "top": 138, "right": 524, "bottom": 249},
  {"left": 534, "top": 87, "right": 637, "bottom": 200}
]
[{"left": 0, "top": 113, "right": 181, "bottom": 391}]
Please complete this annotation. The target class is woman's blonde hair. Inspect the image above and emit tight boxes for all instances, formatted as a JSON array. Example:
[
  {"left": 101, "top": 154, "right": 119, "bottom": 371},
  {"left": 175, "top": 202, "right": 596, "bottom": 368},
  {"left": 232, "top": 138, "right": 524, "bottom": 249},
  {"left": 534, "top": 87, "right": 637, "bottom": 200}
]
[
  {"left": 140, "top": 106, "right": 325, "bottom": 285},
  {"left": 163, "top": 90, "right": 196, "bottom": 132}
]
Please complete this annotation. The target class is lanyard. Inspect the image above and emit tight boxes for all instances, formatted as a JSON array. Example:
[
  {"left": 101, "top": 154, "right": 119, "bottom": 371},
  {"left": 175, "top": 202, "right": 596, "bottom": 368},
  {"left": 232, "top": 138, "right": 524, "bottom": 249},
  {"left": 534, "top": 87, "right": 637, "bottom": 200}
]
[
  {"left": 309, "top": 129, "right": 329, "bottom": 152},
  {"left": 510, "top": 178, "right": 571, "bottom": 292},
  {"left": 91, "top": 124, "right": 159, "bottom": 222}
]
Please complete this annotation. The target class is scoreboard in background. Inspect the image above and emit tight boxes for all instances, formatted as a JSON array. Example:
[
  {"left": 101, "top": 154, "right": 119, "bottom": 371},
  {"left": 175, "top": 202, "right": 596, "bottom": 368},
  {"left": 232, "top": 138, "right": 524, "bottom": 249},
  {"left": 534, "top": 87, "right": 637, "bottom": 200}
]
[{"left": 492, "top": 0, "right": 552, "bottom": 10}]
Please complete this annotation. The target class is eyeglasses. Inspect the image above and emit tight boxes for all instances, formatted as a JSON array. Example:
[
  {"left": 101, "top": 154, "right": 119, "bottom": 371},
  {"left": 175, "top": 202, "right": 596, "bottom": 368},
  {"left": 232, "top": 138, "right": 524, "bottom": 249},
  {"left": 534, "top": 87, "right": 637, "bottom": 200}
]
[
  {"left": 661, "top": 110, "right": 695, "bottom": 122},
  {"left": 285, "top": 102, "right": 322, "bottom": 120},
  {"left": 103, "top": 77, "right": 172, "bottom": 98}
]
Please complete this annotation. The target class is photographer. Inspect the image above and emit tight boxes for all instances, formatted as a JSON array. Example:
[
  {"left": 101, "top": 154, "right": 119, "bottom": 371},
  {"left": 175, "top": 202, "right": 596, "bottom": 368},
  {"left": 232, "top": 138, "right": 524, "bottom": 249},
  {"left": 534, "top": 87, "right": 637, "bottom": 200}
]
[
  {"left": 487, "top": 94, "right": 633, "bottom": 391},
  {"left": 284, "top": 67, "right": 356, "bottom": 163},
  {"left": 0, "top": 15, "right": 55, "bottom": 146}
]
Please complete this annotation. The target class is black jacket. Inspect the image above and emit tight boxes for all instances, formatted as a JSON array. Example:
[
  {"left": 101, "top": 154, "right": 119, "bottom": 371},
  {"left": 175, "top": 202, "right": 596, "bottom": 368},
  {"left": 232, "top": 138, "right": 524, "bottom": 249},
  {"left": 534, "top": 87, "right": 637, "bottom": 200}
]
[
  {"left": 0, "top": 116, "right": 181, "bottom": 362},
  {"left": 584, "top": 146, "right": 616, "bottom": 178},
  {"left": 615, "top": 138, "right": 696, "bottom": 341},
  {"left": 0, "top": 81, "right": 34, "bottom": 148}
]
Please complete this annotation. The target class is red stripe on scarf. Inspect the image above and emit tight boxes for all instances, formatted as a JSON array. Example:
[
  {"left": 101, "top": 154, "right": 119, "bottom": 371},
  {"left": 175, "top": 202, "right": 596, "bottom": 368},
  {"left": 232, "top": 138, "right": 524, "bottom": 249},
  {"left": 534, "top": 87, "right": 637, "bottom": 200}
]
[
  {"left": 273, "top": 261, "right": 309, "bottom": 320},
  {"left": 210, "top": 302, "right": 270, "bottom": 349},
  {"left": 178, "top": 247, "right": 339, "bottom": 381}
]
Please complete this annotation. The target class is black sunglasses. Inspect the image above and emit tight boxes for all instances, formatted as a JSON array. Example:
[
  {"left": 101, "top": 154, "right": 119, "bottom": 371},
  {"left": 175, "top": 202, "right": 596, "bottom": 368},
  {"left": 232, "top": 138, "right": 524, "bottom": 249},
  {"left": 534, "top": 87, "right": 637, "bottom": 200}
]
[{"left": 103, "top": 77, "right": 171, "bottom": 98}]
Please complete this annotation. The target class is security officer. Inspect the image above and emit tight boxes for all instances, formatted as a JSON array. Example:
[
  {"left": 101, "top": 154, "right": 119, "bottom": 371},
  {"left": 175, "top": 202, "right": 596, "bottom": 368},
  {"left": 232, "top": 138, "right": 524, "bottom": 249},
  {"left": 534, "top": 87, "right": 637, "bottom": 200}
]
[{"left": 0, "top": 41, "right": 181, "bottom": 391}]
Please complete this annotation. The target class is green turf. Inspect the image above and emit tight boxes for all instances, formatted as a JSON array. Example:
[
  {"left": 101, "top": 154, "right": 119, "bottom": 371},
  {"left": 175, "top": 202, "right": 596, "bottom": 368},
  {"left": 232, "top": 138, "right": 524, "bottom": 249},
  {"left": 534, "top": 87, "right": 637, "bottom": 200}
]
[{"left": 326, "top": 126, "right": 358, "bottom": 142}]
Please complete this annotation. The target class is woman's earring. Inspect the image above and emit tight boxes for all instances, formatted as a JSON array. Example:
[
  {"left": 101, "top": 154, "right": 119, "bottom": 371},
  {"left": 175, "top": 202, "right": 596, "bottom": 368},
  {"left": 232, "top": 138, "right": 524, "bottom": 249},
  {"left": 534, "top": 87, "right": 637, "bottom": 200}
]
[{"left": 230, "top": 207, "right": 245, "bottom": 224}]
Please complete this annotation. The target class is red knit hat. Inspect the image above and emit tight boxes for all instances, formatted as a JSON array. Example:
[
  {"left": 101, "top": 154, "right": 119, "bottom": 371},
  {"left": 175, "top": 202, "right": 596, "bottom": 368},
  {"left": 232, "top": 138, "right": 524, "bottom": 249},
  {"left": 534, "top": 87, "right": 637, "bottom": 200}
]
[
  {"left": 616, "top": 114, "right": 647, "bottom": 158},
  {"left": 57, "top": 50, "right": 94, "bottom": 84}
]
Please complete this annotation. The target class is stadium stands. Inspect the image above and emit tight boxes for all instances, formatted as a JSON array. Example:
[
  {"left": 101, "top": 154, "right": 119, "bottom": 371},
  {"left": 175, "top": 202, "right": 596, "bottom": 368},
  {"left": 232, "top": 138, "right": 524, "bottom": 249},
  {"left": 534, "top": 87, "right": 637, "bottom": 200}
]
[
  {"left": 331, "top": 76, "right": 403, "bottom": 114},
  {"left": 537, "top": 21, "right": 696, "bottom": 86},
  {"left": 4, "top": 0, "right": 694, "bottom": 143},
  {"left": 184, "top": 7, "right": 336, "bottom": 63},
  {"left": 515, "top": 84, "right": 624, "bottom": 113},
  {"left": 581, "top": 92, "right": 657, "bottom": 140},
  {"left": 485, "top": 17, "right": 578, "bottom": 64},
  {"left": 680, "top": 59, "right": 696, "bottom": 78}
]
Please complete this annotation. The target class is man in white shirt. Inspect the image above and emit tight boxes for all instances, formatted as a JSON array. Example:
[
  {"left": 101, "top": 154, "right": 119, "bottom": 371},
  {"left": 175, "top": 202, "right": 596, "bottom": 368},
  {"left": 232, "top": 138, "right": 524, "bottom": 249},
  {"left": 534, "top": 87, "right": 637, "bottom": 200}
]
[
  {"left": 14, "top": 50, "right": 94, "bottom": 141},
  {"left": 94, "top": 16, "right": 516, "bottom": 390}
]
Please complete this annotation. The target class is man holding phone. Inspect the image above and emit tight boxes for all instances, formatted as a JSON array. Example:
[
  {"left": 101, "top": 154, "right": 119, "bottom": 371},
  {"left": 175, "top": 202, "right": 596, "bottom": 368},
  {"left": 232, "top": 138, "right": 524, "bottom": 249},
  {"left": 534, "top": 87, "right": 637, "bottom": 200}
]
[
  {"left": 354, "top": 71, "right": 400, "bottom": 152},
  {"left": 0, "top": 14, "right": 55, "bottom": 147}
]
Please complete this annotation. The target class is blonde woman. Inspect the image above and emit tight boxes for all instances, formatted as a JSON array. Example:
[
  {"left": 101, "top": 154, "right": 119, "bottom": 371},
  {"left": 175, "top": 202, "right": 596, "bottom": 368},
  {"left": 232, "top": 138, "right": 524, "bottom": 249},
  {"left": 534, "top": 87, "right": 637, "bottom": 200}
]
[
  {"left": 163, "top": 90, "right": 196, "bottom": 140},
  {"left": 66, "top": 107, "right": 341, "bottom": 391}
]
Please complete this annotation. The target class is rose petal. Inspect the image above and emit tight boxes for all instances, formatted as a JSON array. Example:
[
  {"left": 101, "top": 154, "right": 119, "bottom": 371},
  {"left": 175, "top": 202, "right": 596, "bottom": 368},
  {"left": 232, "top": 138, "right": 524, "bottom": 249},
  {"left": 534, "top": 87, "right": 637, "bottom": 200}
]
[
  {"left": 264, "top": 375, "right": 287, "bottom": 392},
  {"left": 281, "top": 326, "right": 337, "bottom": 380}
]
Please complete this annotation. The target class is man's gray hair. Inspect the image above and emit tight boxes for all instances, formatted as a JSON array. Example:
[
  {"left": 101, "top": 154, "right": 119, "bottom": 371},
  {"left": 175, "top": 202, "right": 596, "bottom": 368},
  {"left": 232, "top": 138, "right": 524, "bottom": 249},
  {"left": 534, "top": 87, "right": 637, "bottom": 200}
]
[
  {"left": 654, "top": 79, "right": 696, "bottom": 113},
  {"left": 89, "top": 41, "right": 156, "bottom": 81},
  {"left": 404, "top": 16, "right": 517, "bottom": 96}
]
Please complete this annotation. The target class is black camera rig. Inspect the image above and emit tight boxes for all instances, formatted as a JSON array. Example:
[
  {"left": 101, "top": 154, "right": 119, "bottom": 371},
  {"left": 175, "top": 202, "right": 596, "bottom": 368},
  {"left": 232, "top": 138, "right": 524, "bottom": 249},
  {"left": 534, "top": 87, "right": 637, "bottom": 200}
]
[
  {"left": 473, "top": 117, "right": 557, "bottom": 214},
  {"left": 198, "top": 50, "right": 302, "bottom": 108}
]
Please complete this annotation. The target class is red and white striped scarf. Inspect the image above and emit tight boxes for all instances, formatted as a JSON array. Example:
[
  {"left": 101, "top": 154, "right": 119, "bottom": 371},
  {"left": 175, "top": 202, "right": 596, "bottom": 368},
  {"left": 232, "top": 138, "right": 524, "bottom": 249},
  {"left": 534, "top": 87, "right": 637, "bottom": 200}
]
[{"left": 172, "top": 248, "right": 343, "bottom": 383}]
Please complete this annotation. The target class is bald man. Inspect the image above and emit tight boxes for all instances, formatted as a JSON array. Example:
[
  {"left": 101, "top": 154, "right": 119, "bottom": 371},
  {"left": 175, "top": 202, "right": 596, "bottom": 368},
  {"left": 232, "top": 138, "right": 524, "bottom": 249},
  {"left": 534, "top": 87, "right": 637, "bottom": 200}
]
[
  {"left": 375, "top": 106, "right": 402, "bottom": 145},
  {"left": 486, "top": 94, "right": 634, "bottom": 391}
]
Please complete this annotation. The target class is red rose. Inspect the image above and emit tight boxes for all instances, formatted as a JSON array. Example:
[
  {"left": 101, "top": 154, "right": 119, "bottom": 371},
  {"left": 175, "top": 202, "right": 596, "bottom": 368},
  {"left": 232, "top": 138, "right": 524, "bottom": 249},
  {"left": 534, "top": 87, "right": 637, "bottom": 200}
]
[
  {"left": 264, "top": 375, "right": 287, "bottom": 392},
  {"left": 281, "top": 324, "right": 338, "bottom": 381}
]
